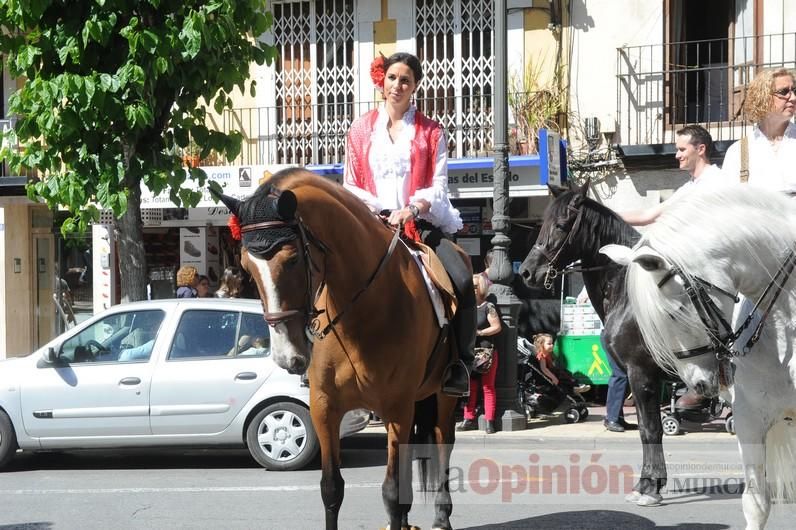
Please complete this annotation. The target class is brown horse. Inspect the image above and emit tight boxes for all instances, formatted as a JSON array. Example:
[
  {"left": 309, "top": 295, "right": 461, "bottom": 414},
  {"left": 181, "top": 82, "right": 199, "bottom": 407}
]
[{"left": 215, "top": 167, "right": 465, "bottom": 530}]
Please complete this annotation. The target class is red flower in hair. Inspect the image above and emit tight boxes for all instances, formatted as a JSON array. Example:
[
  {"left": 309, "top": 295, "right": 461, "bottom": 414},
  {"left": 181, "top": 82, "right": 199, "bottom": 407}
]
[
  {"left": 370, "top": 53, "right": 386, "bottom": 88},
  {"left": 228, "top": 214, "right": 242, "bottom": 241}
]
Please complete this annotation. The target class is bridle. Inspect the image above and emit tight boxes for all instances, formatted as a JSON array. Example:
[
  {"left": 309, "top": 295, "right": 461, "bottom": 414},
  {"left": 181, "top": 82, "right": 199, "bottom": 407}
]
[
  {"left": 241, "top": 219, "right": 327, "bottom": 338},
  {"left": 535, "top": 199, "right": 615, "bottom": 289},
  {"left": 534, "top": 200, "right": 585, "bottom": 289},
  {"left": 656, "top": 247, "right": 796, "bottom": 364},
  {"left": 240, "top": 215, "right": 401, "bottom": 342}
]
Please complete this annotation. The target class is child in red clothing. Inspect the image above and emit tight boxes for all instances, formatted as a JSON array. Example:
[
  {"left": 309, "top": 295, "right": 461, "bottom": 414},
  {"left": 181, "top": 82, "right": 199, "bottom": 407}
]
[{"left": 533, "top": 333, "right": 590, "bottom": 393}]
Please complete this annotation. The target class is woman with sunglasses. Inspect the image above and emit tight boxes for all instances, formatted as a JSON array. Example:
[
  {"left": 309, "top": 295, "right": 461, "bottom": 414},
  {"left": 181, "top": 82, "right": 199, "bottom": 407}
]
[{"left": 722, "top": 67, "right": 796, "bottom": 190}]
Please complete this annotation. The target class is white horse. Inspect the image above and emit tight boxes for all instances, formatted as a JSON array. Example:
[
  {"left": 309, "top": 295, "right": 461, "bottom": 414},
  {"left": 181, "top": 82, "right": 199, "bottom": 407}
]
[{"left": 602, "top": 185, "right": 796, "bottom": 530}]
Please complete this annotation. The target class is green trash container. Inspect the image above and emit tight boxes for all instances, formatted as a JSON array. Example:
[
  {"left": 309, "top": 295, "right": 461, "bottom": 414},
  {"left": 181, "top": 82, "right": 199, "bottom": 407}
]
[
  {"left": 556, "top": 301, "right": 612, "bottom": 385},
  {"left": 554, "top": 335, "right": 613, "bottom": 385}
]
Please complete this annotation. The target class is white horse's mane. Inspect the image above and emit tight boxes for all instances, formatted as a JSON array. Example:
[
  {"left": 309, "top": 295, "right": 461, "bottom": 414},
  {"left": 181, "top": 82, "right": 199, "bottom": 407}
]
[{"left": 626, "top": 185, "right": 796, "bottom": 372}]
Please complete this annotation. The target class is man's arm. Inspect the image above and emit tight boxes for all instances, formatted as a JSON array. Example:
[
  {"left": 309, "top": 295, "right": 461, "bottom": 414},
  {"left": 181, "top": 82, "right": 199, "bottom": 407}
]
[{"left": 618, "top": 203, "right": 664, "bottom": 226}]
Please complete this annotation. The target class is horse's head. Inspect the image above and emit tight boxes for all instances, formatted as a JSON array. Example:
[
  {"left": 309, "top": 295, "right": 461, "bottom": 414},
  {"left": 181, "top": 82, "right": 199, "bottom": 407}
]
[
  {"left": 602, "top": 244, "right": 737, "bottom": 397},
  {"left": 215, "top": 183, "right": 314, "bottom": 375},
  {"left": 519, "top": 179, "right": 590, "bottom": 289}
]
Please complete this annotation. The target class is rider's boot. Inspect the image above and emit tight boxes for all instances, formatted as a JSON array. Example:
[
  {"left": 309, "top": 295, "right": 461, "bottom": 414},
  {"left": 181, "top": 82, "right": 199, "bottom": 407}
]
[{"left": 442, "top": 275, "right": 476, "bottom": 397}]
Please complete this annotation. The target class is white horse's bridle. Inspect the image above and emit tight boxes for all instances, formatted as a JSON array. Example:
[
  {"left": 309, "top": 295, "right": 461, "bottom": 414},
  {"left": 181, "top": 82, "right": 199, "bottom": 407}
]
[{"left": 658, "top": 248, "right": 796, "bottom": 362}]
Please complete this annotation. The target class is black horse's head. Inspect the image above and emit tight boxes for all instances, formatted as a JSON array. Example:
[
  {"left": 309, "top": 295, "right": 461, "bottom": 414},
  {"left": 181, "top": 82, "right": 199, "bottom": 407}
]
[{"left": 518, "top": 180, "right": 591, "bottom": 288}]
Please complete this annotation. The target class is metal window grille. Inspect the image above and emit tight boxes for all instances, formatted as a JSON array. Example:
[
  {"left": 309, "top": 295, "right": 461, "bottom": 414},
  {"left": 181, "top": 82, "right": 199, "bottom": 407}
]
[
  {"left": 271, "top": 0, "right": 357, "bottom": 166},
  {"left": 416, "top": 0, "right": 494, "bottom": 158}
]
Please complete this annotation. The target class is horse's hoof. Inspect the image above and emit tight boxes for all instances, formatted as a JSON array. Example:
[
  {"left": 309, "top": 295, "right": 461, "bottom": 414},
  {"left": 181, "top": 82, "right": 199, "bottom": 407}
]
[
  {"left": 624, "top": 490, "right": 662, "bottom": 506},
  {"left": 624, "top": 490, "right": 642, "bottom": 503},
  {"left": 636, "top": 493, "right": 663, "bottom": 506}
]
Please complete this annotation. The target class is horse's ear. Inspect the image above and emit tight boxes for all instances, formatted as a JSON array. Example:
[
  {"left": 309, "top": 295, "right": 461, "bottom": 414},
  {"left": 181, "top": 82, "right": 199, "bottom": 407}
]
[
  {"left": 275, "top": 190, "right": 297, "bottom": 220},
  {"left": 576, "top": 178, "right": 591, "bottom": 197},
  {"left": 210, "top": 186, "right": 242, "bottom": 217},
  {"left": 631, "top": 247, "right": 668, "bottom": 272},
  {"left": 599, "top": 244, "right": 633, "bottom": 266},
  {"left": 548, "top": 183, "right": 567, "bottom": 197}
]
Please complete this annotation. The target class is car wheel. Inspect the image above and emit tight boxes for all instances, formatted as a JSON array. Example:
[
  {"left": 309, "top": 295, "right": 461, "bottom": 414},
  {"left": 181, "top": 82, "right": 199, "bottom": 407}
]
[
  {"left": 246, "top": 402, "right": 319, "bottom": 471},
  {"left": 0, "top": 410, "right": 17, "bottom": 469}
]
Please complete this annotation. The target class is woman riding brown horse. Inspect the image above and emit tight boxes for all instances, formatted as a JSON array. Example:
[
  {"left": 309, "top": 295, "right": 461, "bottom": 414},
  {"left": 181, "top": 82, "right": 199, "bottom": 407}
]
[{"left": 214, "top": 167, "right": 466, "bottom": 530}]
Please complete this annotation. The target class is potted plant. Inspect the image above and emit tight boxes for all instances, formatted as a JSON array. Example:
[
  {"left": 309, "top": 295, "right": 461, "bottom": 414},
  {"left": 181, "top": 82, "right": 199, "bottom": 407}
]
[{"left": 508, "top": 59, "right": 567, "bottom": 154}]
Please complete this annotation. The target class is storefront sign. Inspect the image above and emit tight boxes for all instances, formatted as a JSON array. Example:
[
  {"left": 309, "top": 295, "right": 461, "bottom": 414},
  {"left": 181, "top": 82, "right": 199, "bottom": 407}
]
[
  {"left": 447, "top": 163, "right": 538, "bottom": 198},
  {"left": 140, "top": 164, "right": 296, "bottom": 209},
  {"left": 539, "top": 128, "right": 563, "bottom": 186}
]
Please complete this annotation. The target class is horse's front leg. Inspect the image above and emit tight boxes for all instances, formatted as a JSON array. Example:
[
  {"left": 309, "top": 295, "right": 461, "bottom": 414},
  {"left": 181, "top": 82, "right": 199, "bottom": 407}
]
[
  {"left": 734, "top": 398, "right": 770, "bottom": 530},
  {"left": 383, "top": 413, "right": 414, "bottom": 530},
  {"left": 626, "top": 365, "right": 667, "bottom": 506},
  {"left": 311, "top": 398, "right": 344, "bottom": 530}
]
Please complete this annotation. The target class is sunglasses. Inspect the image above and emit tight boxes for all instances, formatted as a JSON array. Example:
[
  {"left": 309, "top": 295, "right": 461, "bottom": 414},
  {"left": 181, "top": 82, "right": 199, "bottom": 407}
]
[{"left": 772, "top": 86, "right": 796, "bottom": 98}]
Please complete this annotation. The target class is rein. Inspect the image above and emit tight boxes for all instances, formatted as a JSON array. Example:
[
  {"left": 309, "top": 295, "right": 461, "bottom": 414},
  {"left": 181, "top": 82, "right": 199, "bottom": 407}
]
[
  {"left": 308, "top": 227, "right": 402, "bottom": 341},
  {"left": 242, "top": 216, "right": 402, "bottom": 342},
  {"left": 660, "top": 248, "right": 796, "bottom": 361}
]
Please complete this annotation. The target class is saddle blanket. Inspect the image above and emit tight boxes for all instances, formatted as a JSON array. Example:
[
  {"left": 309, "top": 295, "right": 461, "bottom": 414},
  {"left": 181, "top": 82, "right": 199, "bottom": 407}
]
[{"left": 402, "top": 240, "right": 457, "bottom": 328}]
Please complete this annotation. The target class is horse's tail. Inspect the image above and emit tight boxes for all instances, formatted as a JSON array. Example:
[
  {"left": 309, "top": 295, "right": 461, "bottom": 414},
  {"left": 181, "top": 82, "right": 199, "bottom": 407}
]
[
  {"left": 411, "top": 394, "right": 439, "bottom": 501},
  {"left": 765, "top": 420, "right": 796, "bottom": 501}
]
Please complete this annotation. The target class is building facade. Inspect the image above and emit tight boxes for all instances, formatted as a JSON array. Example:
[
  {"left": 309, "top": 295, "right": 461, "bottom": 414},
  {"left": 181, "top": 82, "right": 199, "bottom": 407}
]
[{"left": 3, "top": 0, "right": 796, "bottom": 357}]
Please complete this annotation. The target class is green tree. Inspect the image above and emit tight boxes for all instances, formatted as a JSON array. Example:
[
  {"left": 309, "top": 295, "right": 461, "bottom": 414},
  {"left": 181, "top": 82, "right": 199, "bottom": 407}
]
[{"left": 0, "top": 0, "right": 276, "bottom": 301}]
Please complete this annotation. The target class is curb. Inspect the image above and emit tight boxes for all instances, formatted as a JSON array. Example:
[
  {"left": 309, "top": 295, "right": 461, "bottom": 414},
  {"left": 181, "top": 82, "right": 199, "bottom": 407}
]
[{"left": 352, "top": 422, "right": 739, "bottom": 450}]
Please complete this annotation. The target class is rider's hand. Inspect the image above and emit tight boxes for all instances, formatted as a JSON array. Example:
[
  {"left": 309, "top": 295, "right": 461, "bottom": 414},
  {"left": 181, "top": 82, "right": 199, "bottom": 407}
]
[{"left": 387, "top": 207, "right": 415, "bottom": 227}]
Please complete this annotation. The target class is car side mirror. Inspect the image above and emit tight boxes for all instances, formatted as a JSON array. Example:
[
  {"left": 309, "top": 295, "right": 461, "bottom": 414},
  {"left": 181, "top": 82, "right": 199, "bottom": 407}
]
[{"left": 44, "top": 347, "right": 57, "bottom": 364}]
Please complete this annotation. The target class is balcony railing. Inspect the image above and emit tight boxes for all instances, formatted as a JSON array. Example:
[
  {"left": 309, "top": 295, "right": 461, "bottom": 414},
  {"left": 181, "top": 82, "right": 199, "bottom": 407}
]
[
  {"left": 617, "top": 32, "right": 796, "bottom": 147},
  {"left": 204, "top": 93, "right": 503, "bottom": 167}
]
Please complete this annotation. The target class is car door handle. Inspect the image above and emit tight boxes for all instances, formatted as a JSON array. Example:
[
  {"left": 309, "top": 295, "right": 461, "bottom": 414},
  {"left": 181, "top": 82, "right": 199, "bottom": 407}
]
[
  {"left": 235, "top": 372, "right": 257, "bottom": 381},
  {"left": 119, "top": 377, "right": 141, "bottom": 385}
]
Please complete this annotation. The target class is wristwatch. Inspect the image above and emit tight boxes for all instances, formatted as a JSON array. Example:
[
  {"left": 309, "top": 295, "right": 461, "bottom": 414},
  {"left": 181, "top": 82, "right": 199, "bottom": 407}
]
[{"left": 407, "top": 204, "right": 421, "bottom": 219}]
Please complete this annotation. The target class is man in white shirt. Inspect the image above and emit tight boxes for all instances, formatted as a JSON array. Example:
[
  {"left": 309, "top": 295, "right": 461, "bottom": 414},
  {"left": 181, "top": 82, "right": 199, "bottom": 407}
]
[
  {"left": 620, "top": 125, "right": 723, "bottom": 226},
  {"left": 618, "top": 125, "right": 720, "bottom": 414}
]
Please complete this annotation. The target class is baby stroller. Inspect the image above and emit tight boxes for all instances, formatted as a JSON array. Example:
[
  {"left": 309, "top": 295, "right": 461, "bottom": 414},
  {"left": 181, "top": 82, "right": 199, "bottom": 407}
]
[
  {"left": 661, "top": 381, "right": 735, "bottom": 435},
  {"left": 517, "top": 338, "right": 590, "bottom": 423}
]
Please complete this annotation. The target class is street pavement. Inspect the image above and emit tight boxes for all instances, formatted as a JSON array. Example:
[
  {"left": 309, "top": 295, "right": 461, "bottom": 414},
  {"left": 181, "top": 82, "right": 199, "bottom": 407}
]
[{"left": 3, "top": 403, "right": 771, "bottom": 530}]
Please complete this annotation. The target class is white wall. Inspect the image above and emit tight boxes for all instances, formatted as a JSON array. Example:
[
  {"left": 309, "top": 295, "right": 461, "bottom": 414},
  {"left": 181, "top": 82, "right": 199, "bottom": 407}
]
[{"left": 567, "top": 0, "right": 662, "bottom": 146}]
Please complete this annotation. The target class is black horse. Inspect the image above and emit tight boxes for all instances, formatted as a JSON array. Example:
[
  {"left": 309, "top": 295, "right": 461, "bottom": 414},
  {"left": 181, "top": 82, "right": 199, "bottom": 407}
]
[{"left": 518, "top": 180, "right": 668, "bottom": 505}]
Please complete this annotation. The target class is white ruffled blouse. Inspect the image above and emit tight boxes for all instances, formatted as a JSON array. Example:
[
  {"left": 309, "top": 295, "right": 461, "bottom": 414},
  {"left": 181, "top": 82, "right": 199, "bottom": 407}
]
[{"left": 344, "top": 105, "right": 463, "bottom": 234}]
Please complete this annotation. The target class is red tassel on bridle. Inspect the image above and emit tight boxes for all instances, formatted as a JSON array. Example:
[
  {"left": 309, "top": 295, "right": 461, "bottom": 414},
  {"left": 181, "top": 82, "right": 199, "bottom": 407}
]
[{"left": 228, "top": 214, "right": 242, "bottom": 240}]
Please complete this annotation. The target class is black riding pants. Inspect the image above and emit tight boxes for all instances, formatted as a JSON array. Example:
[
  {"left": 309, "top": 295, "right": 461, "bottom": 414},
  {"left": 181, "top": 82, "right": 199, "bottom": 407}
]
[{"left": 420, "top": 225, "right": 476, "bottom": 366}]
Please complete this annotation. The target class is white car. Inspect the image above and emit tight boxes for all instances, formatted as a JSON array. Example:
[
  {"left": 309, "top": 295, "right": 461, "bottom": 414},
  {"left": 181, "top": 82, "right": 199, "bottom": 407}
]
[{"left": 0, "top": 298, "right": 369, "bottom": 471}]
